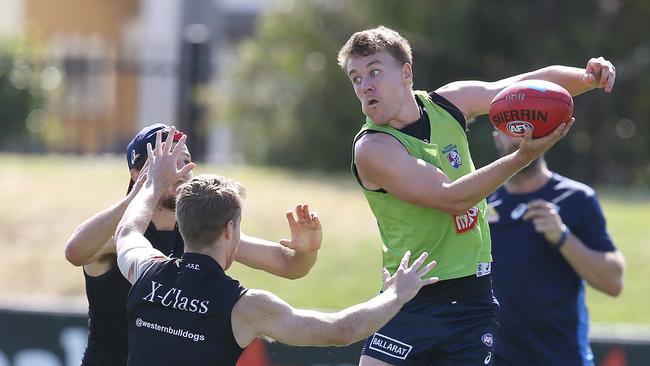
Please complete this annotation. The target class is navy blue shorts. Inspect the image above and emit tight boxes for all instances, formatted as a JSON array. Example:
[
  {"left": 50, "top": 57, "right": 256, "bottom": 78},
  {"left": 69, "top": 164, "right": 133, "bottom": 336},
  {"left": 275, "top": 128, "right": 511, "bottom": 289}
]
[{"left": 361, "top": 291, "right": 499, "bottom": 365}]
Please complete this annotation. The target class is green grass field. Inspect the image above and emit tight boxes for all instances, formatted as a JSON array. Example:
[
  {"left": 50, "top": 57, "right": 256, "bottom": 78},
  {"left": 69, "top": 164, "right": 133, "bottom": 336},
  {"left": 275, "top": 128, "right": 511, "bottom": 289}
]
[{"left": 0, "top": 153, "right": 648, "bottom": 323}]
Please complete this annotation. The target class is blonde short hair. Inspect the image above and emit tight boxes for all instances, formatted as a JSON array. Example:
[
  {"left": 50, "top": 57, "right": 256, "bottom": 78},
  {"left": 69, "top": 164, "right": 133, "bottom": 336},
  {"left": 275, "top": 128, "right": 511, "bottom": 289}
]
[
  {"left": 176, "top": 174, "right": 245, "bottom": 248},
  {"left": 337, "top": 26, "right": 412, "bottom": 69}
]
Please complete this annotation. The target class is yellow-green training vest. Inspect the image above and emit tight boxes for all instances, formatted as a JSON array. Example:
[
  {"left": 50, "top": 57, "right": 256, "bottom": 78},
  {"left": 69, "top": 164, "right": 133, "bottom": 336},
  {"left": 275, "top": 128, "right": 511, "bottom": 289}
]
[{"left": 352, "top": 90, "right": 492, "bottom": 281}]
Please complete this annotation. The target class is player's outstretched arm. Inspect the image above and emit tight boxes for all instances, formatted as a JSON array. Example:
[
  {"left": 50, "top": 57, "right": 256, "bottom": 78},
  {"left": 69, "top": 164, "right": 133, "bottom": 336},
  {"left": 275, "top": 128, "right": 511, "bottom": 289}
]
[
  {"left": 355, "top": 123, "right": 572, "bottom": 215},
  {"left": 231, "top": 251, "right": 438, "bottom": 348},
  {"left": 64, "top": 173, "right": 147, "bottom": 266},
  {"left": 115, "top": 128, "right": 195, "bottom": 283},
  {"left": 235, "top": 204, "right": 322, "bottom": 279},
  {"left": 436, "top": 57, "right": 616, "bottom": 120}
]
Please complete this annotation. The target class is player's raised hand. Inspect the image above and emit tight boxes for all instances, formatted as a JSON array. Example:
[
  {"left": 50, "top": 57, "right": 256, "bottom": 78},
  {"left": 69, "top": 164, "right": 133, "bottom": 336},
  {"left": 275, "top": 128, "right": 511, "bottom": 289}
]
[
  {"left": 145, "top": 127, "right": 195, "bottom": 192},
  {"left": 582, "top": 57, "right": 616, "bottom": 93},
  {"left": 382, "top": 251, "right": 439, "bottom": 303},
  {"left": 516, "top": 117, "right": 574, "bottom": 163},
  {"left": 127, "top": 159, "right": 150, "bottom": 199},
  {"left": 523, "top": 199, "right": 566, "bottom": 244},
  {"left": 279, "top": 204, "right": 322, "bottom": 252}
]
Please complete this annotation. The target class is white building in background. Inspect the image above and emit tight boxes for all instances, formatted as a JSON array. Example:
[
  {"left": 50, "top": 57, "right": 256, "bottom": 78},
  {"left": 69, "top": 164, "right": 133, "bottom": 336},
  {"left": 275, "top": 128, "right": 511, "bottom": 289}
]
[
  {"left": 1, "top": 0, "right": 280, "bottom": 163},
  {"left": 0, "top": 0, "right": 24, "bottom": 36},
  {"left": 126, "top": 0, "right": 183, "bottom": 135}
]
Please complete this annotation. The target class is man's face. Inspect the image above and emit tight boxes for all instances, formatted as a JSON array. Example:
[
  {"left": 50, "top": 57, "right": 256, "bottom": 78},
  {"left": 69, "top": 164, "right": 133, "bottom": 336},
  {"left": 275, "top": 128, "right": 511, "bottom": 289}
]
[{"left": 346, "top": 50, "right": 412, "bottom": 125}]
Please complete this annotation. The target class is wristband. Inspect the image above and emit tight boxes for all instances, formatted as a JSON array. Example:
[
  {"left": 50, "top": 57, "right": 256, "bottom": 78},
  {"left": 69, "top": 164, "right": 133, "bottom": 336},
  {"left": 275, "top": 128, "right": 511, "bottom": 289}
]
[{"left": 552, "top": 225, "right": 570, "bottom": 249}]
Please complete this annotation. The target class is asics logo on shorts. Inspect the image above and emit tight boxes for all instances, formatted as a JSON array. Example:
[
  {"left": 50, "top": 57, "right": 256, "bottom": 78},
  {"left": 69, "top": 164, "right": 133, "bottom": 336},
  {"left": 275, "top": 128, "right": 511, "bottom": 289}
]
[{"left": 484, "top": 351, "right": 492, "bottom": 364}]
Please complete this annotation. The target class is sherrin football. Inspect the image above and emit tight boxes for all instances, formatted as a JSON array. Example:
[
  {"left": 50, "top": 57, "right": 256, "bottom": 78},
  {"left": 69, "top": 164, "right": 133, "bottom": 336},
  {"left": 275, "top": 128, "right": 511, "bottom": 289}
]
[{"left": 488, "top": 80, "right": 573, "bottom": 138}]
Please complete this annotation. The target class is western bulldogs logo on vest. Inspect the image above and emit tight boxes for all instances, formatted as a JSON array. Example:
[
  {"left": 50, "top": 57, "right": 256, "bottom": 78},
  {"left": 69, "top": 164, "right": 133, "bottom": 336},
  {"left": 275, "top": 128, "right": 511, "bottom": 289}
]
[{"left": 442, "top": 144, "right": 463, "bottom": 169}]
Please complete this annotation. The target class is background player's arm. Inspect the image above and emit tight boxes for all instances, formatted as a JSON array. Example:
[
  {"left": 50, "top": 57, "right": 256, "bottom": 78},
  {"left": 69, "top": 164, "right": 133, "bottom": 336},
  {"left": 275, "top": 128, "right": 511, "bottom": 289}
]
[
  {"left": 557, "top": 237, "right": 624, "bottom": 296},
  {"left": 436, "top": 57, "right": 616, "bottom": 120},
  {"left": 355, "top": 125, "right": 571, "bottom": 215},
  {"left": 232, "top": 252, "right": 438, "bottom": 347},
  {"left": 116, "top": 128, "right": 194, "bottom": 283},
  {"left": 64, "top": 172, "right": 147, "bottom": 266},
  {"left": 235, "top": 204, "right": 321, "bottom": 279},
  {"left": 524, "top": 199, "right": 625, "bottom": 296}
]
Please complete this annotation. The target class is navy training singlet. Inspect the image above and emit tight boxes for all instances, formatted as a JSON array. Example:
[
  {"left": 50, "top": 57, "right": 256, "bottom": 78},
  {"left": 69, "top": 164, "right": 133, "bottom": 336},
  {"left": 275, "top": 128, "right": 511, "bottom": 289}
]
[
  {"left": 81, "top": 222, "right": 183, "bottom": 365},
  {"left": 127, "top": 252, "right": 247, "bottom": 366}
]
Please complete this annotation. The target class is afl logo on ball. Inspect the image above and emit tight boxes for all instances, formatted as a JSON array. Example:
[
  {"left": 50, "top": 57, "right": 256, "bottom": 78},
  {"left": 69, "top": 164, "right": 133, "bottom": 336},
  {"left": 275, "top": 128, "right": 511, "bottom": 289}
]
[{"left": 506, "top": 121, "right": 533, "bottom": 135}]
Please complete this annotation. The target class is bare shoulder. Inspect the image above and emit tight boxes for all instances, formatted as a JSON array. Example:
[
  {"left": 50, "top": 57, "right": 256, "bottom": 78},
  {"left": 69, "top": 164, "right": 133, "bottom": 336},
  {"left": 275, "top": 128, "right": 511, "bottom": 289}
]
[
  {"left": 354, "top": 132, "right": 413, "bottom": 190},
  {"left": 234, "top": 289, "right": 289, "bottom": 320},
  {"left": 354, "top": 132, "right": 408, "bottom": 165},
  {"left": 237, "top": 289, "right": 283, "bottom": 309},
  {"left": 240, "top": 289, "right": 276, "bottom": 303}
]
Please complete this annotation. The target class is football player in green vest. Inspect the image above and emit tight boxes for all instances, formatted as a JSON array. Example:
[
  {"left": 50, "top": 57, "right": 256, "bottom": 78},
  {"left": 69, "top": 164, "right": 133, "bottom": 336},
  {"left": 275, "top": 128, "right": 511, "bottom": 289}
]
[{"left": 337, "top": 26, "right": 616, "bottom": 366}]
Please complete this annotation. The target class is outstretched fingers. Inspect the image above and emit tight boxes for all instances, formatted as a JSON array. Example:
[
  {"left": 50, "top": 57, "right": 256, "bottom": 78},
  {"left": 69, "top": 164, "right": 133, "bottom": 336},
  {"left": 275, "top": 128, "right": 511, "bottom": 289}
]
[
  {"left": 131, "top": 161, "right": 149, "bottom": 193},
  {"left": 285, "top": 209, "right": 297, "bottom": 227},
  {"left": 136, "top": 160, "right": 150, "bottom": 181},
  {"left": 178, "top": 161, "right": 196, "bottom": 177},
  {"left": 423, "top": 276, "right": 440, "bottom": 286},
  {"left": 382, "top": 268, "right": 391, "bottom": 284},
  {"left": 155, "top": 130, "right": 163, "bottom": 155},
  {"left": 301, "top": 204, "right": 310, "bottom": 221},
  {"left": 299, "top": 204, "right": 320, "bottom": 228},
  {"left": 310, "top": 211, "right": 321, "bottom": 229},
  {"left": 408, "top": 252, "right": 429, "bottom": 272},
  {"left": 295, "top": 204, "right": 305, "bottom": 221},
  {"left": 146, "top": 142, "right": 154, "bottom": 161},
  {"left": 164, "top": 126, "right": 175, "bottom": 154},
  {"left": 406, "top": 252, "right": 439, "bottom": 287},
  {"left": 399, "top": 250, "right": 412, "bottom": 271},
  {"left": 381, "top": 267, "right": 396, "bottom": 291},
  {"left": 417, "top": 259, "right": 437, "bottom": 277}
]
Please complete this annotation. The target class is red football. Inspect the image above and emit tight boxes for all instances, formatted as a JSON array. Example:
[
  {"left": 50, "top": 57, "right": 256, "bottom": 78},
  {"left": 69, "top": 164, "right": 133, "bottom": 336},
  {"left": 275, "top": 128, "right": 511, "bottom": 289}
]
[{"left": 488, "top": 80, "right": 573, "bottom": 138}]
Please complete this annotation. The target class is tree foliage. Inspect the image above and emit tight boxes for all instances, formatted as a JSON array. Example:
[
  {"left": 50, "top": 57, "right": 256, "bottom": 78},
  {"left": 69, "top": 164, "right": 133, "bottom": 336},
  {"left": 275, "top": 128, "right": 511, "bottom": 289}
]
[
  {"left": 0, "top": 37, "right": 47, "bottom": 151},
  {"left": 227, "top": 0, "right": 650, "bottom": 186}
]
